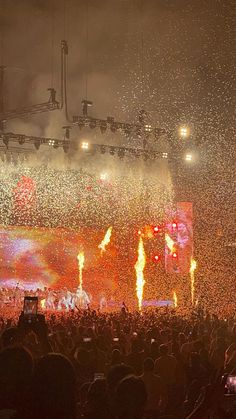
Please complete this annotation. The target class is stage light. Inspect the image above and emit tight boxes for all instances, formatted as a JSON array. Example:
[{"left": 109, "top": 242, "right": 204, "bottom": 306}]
[
  {"left": 179, "top": 126, "right": 189, "bottom": 138},
  {"left": 172, "top": 252, "right": 178, "bottom": 259},
  {"left": 153, "top": 226, "right": 159, "bottom": 233},
  {"left": 109, "top": 146, "right": 115, "bottom": 156},
  {"left": 100, "top": 145, "right": 106, "bottom": 154},
  {"left": 162, "top": 152, "right": 168, "bottom": 159},
  {"left": 34, "top": 139, "right": 40, "bottom": 150},
  {"left": 100, "top": 172, "right": 108, "bottom": 181},
  {"left": 172, "top": 222, "right": 177, "bottom": 229},
  {"left": 110, "top": 123, "right": 117, "bottom": 133},
  {"left": 49, "top": 139, "right": 55, "bottom": 146},
  {"left": 153, "top": 255, "right": 160, "bottom": 262},
  {"left": 145, "top": 124, "right": 152, "bottom": 132},
  {"left": 81, "top": 142, "right": 89, "bottom": 150},
  {"left": 89, "top": 120, "right": 96, "bottom": 129},
  {"left": 118, "top": 148, "right": 125, "bottom": 159},
  {"left": 100, "top": 122, "right": 107, "bottom": 134},
  {"left": 78, "top": 121, "right": 85, "bottom": 130},
  {"left": 138, "top": 230, "right": 142, "bottom": 235},
  {"left": 18, "top": 136, "right": 25, "bottom": 145},
  {"left": 185, "top": 153, "right": 193, "bottom": 162}
]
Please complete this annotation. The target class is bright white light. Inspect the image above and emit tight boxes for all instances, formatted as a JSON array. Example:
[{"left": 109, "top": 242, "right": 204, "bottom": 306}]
[
  {"left": 81, "top": 142, "right": 89, "bottom": 150},
  {"left": 145, "top": 124, "right": 152, "bottom": 132},
  {"left": 180, "top": 126, "right": 189, "bottom": 138},
  {"left": 100, "top": 172, "right": 108, "bottom": 181},
  {"left": 185, "top": 153, "right": 192, "bottom": 162},
  {"left": 162, "top": 152, "right": 168, "bottom": 159},
  {"left": 49, "top": 140, "right": 55, "bottom": 146}
]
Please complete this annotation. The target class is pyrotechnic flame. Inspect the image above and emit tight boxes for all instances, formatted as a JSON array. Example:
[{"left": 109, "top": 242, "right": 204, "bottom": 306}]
[
  {"left": 165, "top": 233, "right": 175, "bottom": 254},
  {"left": 173, "top": 291, "right": 178, "bottom": 308},
  {"left": 98, "top": 226, "right": 113, "bottom": 254},
  {"left": 189, "top": 257, "right": 197, "bottom": 305},
  {"left": 77, "top": 251, "right": 85, "bottom": 291},
  {"left": 135, "top": 237, "right": 146, "bottom": 311},
  {"left": 40, "top": 298, "right": 46, "bottom": 309}
]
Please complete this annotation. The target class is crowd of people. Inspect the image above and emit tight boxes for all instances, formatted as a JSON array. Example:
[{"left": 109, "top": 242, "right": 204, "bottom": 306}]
[{"left": 0, "top": 305, "right": 236, "bottom": 419}]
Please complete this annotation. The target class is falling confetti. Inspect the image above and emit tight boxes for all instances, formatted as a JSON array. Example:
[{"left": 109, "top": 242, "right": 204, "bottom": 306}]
[{"left": 135, "top": 236, "right": 146, "bottom": 311}]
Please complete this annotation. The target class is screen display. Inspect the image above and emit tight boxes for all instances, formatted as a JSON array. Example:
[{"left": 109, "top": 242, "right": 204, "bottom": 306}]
[{"left": 0, "top": 225, "right": 118, "bottom": 300}]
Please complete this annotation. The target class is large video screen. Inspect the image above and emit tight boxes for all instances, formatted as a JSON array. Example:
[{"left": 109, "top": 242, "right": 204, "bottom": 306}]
[{"left": 0, "top": 225, "right": 120, "bottom": 301}]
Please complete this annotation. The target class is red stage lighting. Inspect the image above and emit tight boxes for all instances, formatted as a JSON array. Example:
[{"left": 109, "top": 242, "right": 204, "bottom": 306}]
[
  {"left": 172, "top": 222, "right": 177, "bottom": 229},
  {"left": 153, "top": 226, "right": 159, "bottom": 233},
  {"left": 172, "top": 252, "right": 178, "bottom": 259},
  {"left": 153, "top": 255, "right": 160, "bottom": 262}
]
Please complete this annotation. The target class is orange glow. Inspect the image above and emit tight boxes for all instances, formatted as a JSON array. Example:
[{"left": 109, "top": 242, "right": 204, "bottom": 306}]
[
  {"left": 135, "top": 237, "right": 146, "bottom": 311},
  {"left": 173, "top": 291, "right": 178, "bottom": 308},
  {"left": 98, "top": 226, "right": 113, "bottom": 254},
  {"left": 189, "top": 257, "right": 197, "bottom": 305},
  {"left": 77, "top": 251, "right": 85, "bottom": 290}
]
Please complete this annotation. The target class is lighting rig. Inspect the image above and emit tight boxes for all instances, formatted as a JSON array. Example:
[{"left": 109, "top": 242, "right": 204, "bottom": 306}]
[{"left": 0, "top": 41, "right": 193, "bottom": 163}]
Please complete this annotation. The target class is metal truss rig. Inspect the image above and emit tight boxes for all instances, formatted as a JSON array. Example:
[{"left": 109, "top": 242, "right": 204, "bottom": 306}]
[{"left": 0, "top": 88, "right": 59, "bottom": 123}]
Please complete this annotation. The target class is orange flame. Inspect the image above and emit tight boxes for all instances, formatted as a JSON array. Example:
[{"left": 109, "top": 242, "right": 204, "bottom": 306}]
[
  {"left": 189, "top": 258, "right": 197, "bottom": 305},
  {"left": 165, "top": 233, "right": 175, "bottom": 255},
  {"left": 173, "top": 291, "right": 178, "bottom": 308},
  {"left": 40, "top": 298, "right": 46, "bottom": 309},
  {"left": 98, "top": 226, "right": 113, "bottom": 254},
  {"left": 77, "top": 252, "right": 85, "bottom": 291},
  {"left": 135, "top": 237, "right": 146, "bottom": 311}
]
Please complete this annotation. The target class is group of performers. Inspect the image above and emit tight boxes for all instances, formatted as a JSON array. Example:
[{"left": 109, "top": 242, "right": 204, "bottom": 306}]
[{"left": 0, "top": 284, "right": 108, "bottom": 311}]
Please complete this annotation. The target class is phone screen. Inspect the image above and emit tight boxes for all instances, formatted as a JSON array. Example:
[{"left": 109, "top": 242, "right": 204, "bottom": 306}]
[
  {"left": 23, "top": 296, "right": 38, "bottom": 316},
  {"left": 226, "top": 376, "right": 236, "bottom": 394}
]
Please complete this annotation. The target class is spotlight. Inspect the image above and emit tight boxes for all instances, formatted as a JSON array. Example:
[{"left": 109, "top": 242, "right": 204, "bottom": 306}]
[
  {"left": 138, "top": 230, "right": 142, "bottom": 235},
  {"left": 49, "top": 139, "right": 55, "bottom": 146},
  {"left": 144, "top": 124, "right": 152, "bottom": 133},
  {"left": 185, "top": 153, "right": 193, "bottom": 162},
  {"left": 179, "top": 126, "right": 189, "bottom": 138},
  {"left": 100, "top": 122, "right": 107, "bottom": 134},
  {"left": 162, "top": 152, "right": 168, "bottom": 159},
  {"left": 153, "top": 226, "right": 159, "bottom": 233},
  {"left": 172, "top": 252, "right": 178, "bottom": 259},
  {"left": 34, "top": 139, "right": 40, "bottom": 150},
  {"left": 172, "top": 222, "right": 177, "bottom": 229},
  {"left": 153, "top": 255, "right": 160, "bottom": 262},
  {"left": 100, "top": 172, "right": 108, "bottom": 181},
  {"left": 81, "top": 142, "right": 89, "bottom": 150}
]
